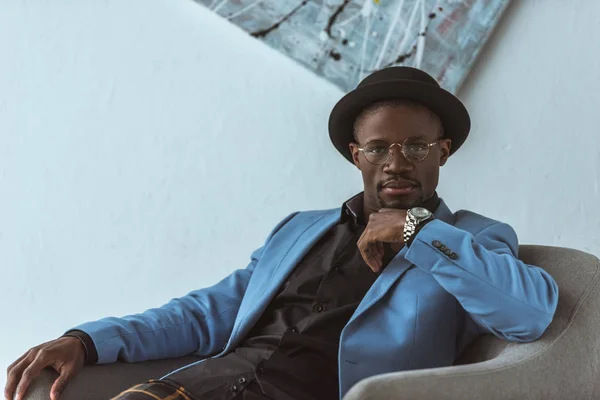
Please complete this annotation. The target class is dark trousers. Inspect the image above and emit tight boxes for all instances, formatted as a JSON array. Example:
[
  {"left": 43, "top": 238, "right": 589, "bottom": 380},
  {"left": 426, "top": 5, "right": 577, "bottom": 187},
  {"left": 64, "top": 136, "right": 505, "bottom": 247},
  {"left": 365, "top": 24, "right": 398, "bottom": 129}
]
[{"left": 111, "top": 379, "right": 271, "bottom": 400}]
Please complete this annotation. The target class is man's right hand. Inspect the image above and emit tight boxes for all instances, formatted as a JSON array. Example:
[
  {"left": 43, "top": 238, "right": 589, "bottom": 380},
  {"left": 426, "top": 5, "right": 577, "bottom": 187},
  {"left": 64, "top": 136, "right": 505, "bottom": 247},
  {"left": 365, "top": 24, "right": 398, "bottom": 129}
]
[{"left": 5, "top": 336, "right": 85, "bottom": 400}]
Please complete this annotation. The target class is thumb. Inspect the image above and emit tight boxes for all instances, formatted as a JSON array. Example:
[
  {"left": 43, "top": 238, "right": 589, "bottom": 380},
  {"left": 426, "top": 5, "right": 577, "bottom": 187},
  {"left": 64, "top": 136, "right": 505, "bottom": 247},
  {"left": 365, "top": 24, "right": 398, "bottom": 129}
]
[{"left": 50, "top": 368, "right": 76, "bottom": 400}]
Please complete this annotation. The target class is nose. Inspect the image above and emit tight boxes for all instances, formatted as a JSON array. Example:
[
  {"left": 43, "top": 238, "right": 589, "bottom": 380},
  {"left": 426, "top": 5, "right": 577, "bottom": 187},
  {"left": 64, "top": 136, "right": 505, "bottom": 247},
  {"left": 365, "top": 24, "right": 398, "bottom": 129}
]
[{"left": 383, "top": 145, "right": 414, "bottom": 174}]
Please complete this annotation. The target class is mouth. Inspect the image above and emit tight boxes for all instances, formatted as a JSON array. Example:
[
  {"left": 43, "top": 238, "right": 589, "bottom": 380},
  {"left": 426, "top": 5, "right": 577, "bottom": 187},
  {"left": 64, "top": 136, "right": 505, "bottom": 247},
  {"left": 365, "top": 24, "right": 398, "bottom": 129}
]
[{"left": 380, "top": 180, "right": 419, "bottom": 196}]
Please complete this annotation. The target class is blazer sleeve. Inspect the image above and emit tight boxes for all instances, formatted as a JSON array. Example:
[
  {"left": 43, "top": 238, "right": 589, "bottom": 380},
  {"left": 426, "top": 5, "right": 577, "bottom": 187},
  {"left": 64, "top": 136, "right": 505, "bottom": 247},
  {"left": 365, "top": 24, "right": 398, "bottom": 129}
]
[
  {"left": 404, "top": 219, "right": 559, "bottom": 342},
  {"left": 68, "top": 212, "right": 297, "bottom": 364}
]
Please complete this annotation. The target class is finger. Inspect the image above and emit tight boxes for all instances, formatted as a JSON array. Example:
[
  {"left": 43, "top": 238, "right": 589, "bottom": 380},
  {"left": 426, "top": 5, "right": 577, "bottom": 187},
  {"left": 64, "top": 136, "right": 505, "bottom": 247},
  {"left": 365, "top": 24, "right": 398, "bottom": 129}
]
[
  {"left": 5, "top": 354, "right": 32, "bottom": 400},
  {"left": 358, "top": 231, "right": 382, "bottom": 272},
  {"left": 373, "top": 240, "right": 384, "bottom": 259},
  {"left": 15, "top": 359, "right": 46, "bottom": 400},
  {"left": 373, "top": 246, "right": 383, "bottom": 272},
  {"left": 7, "top": 352, "right": 29, "bottom": 375},
  {"left": 371, "top": 243, "right": 383, "bottom": 266},
  {"left": 365, "top": 243, "right": 380, "bottom": 260},
  {"left": 357, "top": 233, "right": 367, "bottom": 258},
  {"left": 370, "top": 255, "right": 382, "bottom": 273},
  {"left": 377, "top": 242, "right": 384, "bottom": 260},
  {"left": 365, "top": 256, "right": 377, "bottom": 273},
  {"left": 50, "top": 367, "right": 77, "bottom": 400},
  {"left": 358, "top": 244, "right": 375, "bottom": 271},
  {"left": 365, "top": 243, "right": 382, "bottom": 273}
]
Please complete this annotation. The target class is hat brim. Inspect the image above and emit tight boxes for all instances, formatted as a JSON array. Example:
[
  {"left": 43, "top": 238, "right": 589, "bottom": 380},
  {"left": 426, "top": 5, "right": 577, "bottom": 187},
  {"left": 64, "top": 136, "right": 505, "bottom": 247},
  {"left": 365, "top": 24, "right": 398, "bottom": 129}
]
[{"left": 328, "top": 79, "right": 471, "bottom": 163}]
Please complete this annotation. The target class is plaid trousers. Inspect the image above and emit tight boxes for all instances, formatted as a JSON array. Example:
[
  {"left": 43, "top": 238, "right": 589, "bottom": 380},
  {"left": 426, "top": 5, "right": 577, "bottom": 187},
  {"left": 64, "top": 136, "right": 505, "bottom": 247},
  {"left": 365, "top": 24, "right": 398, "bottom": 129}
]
[{"left": 111, "top": 380, "right": 197, "bottom": 400}]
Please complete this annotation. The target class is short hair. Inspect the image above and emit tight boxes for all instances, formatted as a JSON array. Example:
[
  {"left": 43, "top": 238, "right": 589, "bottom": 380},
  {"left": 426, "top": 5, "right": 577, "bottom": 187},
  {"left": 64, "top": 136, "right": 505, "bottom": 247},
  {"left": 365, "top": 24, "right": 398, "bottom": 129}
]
[{"left": 352, "top": 99, "right": 444, "bottom": 141}]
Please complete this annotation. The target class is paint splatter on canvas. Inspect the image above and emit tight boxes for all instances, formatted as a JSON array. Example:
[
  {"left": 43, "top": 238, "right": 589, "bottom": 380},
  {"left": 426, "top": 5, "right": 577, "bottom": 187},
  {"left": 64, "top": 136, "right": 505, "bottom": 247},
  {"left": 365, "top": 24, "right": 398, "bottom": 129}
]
[{"left": 195, "top": 0, "right": 510, "bottom": 93}]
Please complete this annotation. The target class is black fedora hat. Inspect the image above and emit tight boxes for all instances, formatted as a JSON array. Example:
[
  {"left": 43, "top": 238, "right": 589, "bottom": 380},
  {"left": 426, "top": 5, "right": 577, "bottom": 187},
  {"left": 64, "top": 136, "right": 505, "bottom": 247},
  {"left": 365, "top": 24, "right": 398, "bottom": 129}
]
[{"left": 328, "top": 67, "right": 471, "bottom": 163}]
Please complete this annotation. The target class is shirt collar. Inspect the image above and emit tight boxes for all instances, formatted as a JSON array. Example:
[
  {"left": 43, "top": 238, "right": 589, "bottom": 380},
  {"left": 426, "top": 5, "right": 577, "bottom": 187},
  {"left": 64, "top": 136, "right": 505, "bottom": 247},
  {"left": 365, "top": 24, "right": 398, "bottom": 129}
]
[{"left": 341, "top": 192, "right": 365, "bottom": 226}]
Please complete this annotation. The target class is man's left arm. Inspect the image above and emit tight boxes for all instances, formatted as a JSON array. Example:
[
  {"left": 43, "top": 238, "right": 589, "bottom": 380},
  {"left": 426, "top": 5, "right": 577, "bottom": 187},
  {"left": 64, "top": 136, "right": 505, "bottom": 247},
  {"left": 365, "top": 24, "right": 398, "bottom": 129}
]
[{"left": 404, "top": 219, "right": 559, "bottom": 342}]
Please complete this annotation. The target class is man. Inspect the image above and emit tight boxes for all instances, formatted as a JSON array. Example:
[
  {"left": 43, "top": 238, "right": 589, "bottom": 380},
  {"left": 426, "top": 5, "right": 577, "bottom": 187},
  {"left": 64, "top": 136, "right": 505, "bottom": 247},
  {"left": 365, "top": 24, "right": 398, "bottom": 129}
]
[{"left": 5, "top": 67, "right": 559, "bottom": 400}]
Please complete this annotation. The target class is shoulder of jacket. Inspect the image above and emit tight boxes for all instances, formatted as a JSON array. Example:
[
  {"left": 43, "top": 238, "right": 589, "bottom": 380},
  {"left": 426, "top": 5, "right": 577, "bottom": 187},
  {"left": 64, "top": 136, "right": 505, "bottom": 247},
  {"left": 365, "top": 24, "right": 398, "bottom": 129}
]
[
  {"left": 452, "top": 209, "right": 506, "bottom": 233},
  {"left": 294, "top": 207, "right": 340, "bottom": 218},
  {"left": 275, "top": 207, "right": 339, "bottom": 229}
]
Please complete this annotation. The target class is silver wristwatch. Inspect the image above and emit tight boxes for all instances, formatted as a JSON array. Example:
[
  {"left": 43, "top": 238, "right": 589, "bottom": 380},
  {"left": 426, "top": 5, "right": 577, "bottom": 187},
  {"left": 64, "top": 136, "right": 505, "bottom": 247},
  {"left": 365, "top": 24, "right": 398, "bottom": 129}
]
[{"left": 403, "top": 207, "right": 433, "bottom": 243}]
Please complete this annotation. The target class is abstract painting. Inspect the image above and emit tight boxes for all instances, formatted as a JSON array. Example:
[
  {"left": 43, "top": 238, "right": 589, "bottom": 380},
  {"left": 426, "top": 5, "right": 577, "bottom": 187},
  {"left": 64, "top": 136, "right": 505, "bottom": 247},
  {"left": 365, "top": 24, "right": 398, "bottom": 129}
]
[{"left": 196, "top": 0, "right": 510, "bottom": 93}]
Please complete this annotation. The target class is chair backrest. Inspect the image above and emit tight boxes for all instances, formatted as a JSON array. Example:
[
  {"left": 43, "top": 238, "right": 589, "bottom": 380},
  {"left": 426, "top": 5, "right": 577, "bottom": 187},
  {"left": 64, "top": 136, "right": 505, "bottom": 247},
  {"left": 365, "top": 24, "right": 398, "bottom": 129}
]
[{"left": 454, "top": 244, "right": 600, "bottom": 365}]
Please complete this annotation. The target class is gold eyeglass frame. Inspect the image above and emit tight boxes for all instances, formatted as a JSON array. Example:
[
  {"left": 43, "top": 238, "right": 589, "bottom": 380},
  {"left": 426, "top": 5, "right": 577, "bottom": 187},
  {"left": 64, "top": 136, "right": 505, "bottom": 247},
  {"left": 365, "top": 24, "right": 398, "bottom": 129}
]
[{"left": 356, "top": 137, "right": 442, "bottom": 165}]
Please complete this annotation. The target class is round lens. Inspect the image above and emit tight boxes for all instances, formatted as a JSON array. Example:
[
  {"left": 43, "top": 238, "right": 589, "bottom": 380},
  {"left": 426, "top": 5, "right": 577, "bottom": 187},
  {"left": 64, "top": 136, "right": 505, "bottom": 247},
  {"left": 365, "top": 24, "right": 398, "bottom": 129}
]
[
  {"left": 402, "top": 138, "right": 430, "bottom": 162},
  {"left": 363, "top": 142, "right": 390, "bottom": 164}
]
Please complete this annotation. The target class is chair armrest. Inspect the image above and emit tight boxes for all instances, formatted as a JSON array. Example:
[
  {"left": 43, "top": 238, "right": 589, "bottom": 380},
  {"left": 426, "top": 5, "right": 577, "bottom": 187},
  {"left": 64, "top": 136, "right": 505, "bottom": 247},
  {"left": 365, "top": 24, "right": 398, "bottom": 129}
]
[
  {"left": 343, "top": 253, "right": 600, "bottom": 400},
  {"left": 343, "top": 341, "right": 553, "bottom": 400},
  {"left": 24, "top": 356, "right": 201, "bottom": 400}
]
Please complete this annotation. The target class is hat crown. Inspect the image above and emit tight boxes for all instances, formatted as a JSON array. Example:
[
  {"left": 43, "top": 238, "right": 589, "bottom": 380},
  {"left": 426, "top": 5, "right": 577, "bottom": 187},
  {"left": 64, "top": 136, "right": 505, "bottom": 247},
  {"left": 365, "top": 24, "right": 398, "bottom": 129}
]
[
  {"left": 329, "top": 66, "right": 470, "bottom": 164},
  {"left": 357, "top": 66, "right": 440, "bottom": 89}
]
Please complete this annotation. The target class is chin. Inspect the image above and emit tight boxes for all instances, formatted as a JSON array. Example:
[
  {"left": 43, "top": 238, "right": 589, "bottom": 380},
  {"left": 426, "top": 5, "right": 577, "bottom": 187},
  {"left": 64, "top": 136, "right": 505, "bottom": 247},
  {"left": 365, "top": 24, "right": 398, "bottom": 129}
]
[{"left": 377, "top": 193, "right": 423, "bottom": 210}]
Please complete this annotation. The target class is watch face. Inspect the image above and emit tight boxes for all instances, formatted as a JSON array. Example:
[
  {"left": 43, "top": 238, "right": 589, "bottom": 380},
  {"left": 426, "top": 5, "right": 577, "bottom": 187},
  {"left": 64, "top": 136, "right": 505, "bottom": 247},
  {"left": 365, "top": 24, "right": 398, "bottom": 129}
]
[{"left": 410, "top": 207, "right": 431, "bottom": 219}]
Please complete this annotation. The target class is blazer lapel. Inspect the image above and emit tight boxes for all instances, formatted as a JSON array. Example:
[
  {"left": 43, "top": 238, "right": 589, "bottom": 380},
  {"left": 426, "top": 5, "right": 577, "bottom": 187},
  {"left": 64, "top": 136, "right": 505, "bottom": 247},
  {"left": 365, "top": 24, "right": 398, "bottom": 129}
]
[
  {"left": 346, "top": 246, "right": 413, "bottom": 326},
  {"left": 345, "top": 199, "right": 455, "bottom": 326},
  {"left": 230, "top": 200, "right": 455, "bottom": 345},
  {"left": 229, "top": 208, "right": 341, "bottom": 344}
]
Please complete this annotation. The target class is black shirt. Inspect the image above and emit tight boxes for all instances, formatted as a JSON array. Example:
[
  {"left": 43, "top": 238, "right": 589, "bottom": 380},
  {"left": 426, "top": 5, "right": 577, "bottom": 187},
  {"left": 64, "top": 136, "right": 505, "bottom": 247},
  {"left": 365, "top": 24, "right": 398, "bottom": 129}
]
[
  {"left": 66, "top": 192, "right": 440, "bottom": 400},
  {"left": 161, "top": 192, "right": 383, "bottom": 400}
]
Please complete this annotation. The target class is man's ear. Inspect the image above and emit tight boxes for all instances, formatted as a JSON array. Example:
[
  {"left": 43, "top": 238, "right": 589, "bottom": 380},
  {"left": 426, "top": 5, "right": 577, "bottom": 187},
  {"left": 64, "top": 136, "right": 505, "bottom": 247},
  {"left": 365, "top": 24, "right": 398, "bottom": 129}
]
[
  {"left": 439, "top": 138, "right": 452, "bottom": 166},
  {"left": 349, "top": 142, "right": 361, "bottom": 169}
]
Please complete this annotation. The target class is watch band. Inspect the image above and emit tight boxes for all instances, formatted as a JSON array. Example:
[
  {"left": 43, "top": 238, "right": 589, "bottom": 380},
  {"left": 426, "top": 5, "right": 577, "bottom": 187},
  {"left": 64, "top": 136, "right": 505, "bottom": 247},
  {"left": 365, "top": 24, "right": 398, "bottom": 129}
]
[
  {"left": 403, "top": 209, "right": 433, "bottom": 245},
  {"left": 403, "top": 212, "right": 418, "bottom": 244}
]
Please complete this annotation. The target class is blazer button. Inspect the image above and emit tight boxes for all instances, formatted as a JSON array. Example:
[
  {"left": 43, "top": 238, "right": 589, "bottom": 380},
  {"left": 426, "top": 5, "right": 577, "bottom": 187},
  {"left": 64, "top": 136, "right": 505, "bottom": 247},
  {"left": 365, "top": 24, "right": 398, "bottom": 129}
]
[
  {"left": 432, "top": 240, "right": 442, "bottom": 248},
  {"left": 313, "top": 303, "right": 324, "bottom": 312},
  {"left": 449, "top": 253, "right": 458, "bottom": 260},
  {"left": 443, "top": 248, "right": 453, "bottom": 256}
]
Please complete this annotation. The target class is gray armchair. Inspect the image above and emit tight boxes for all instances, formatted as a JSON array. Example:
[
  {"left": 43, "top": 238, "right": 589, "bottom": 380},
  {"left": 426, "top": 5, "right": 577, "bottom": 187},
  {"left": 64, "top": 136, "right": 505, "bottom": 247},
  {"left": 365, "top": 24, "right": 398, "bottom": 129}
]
[{"left": 26, "top": 245, "right": 600, "bottom": 400}]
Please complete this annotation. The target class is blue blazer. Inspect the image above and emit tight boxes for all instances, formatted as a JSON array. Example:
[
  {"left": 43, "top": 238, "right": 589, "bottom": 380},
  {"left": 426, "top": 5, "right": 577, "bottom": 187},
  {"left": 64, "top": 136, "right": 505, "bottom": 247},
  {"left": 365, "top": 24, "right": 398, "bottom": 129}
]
[{"left": 73, "top": 200, "right": 559, "bottom": 398}]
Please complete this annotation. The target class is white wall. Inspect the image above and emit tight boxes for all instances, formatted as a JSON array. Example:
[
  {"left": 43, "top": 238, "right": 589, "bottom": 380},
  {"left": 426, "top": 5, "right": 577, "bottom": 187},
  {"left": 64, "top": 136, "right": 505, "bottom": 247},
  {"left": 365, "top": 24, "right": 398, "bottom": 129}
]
[
  {"left": 0, "top": 0, "right": 356, "bottom": 381},
  {"left": 1, "top": 0, "right": 599, "bottom": 388},
  {"left": 440, "top": 0, "right": 600, "bottom": 255}
]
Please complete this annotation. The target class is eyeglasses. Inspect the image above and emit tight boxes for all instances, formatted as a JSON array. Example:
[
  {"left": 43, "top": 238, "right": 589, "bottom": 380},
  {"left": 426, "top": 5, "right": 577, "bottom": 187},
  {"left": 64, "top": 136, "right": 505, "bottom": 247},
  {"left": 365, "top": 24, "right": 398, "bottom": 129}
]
[{"left": 356, "top": 137, "right": 441, "bottom": 165}]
